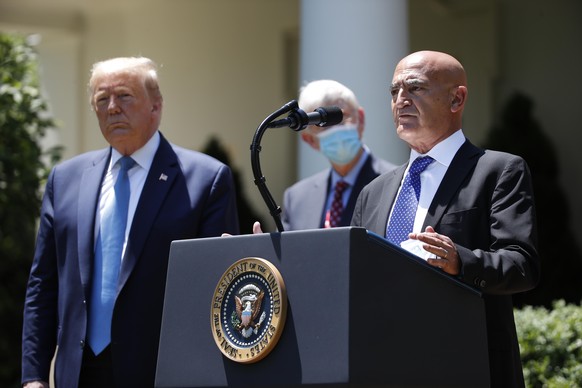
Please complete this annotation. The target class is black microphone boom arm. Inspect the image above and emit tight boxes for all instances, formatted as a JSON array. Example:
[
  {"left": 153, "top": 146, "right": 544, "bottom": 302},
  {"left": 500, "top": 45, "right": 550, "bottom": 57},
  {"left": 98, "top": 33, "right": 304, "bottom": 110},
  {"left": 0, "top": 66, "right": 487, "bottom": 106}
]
[
  {"left": 250, "top": 100, "right": 343, "bottom": 232},
  {"left": 250, "top": 100, "right": 297, "bottom": 232}
]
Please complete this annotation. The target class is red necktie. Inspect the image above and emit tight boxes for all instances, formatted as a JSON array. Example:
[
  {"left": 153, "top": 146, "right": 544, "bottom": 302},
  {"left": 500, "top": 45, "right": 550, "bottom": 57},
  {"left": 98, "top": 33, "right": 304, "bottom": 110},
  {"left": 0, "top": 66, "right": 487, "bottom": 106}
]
[{"left": 326, "top": 180, "right": 349, "bottom": 228}]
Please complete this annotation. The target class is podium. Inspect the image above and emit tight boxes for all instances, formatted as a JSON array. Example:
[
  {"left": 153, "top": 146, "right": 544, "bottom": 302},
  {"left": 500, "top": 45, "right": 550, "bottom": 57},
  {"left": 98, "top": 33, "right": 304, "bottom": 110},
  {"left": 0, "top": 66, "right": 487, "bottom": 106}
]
[{"left": 156, "top": 227, "right": 490, "bottom": 387}]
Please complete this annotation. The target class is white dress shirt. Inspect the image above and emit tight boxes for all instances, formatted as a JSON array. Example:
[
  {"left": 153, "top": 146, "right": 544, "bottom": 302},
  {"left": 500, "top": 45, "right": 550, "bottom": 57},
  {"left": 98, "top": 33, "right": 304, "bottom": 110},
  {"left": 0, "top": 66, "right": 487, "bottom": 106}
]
[
  {"left": 389, "top": 129, "right": 466, "bottom": 234},
  {"left": 95, "top": 131, "right": 160, "bottom": 259}
]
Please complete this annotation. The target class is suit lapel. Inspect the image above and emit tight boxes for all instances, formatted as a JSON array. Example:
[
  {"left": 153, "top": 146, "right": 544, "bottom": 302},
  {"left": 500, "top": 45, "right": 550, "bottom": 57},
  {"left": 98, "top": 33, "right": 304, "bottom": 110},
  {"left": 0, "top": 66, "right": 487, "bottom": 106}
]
[
  {"left": 341, "top": 155, "right": 376, "bottom": 226},
  {"left": 78, "top": 149, "right": 110, "bottom": 296},
  {"left": 424, "top": 140, "right": 482, "bottom": 228},
  {"left": 372, "top": 165, "right": 405, "bottom": 235},
  {"left": 117, "top": 136, "right": 179, "bottom": 292},
  {"left": 310, "top": 173, "right": 329, "bottom": 228}
]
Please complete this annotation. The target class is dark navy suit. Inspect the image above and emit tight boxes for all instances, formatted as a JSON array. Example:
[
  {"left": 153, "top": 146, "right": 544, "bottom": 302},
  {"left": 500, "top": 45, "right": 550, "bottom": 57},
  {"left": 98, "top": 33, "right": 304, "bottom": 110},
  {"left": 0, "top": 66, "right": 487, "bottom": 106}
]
[{"left": 22, "top": 133, "right": 239, "bottom": 387}]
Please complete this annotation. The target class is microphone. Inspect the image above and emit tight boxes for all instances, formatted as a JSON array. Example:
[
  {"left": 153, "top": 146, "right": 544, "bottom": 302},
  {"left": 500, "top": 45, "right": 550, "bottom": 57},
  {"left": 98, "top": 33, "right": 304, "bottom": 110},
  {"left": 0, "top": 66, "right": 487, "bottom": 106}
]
[{"left": 268, "top": 106, "right": 343, "bottom": 130}]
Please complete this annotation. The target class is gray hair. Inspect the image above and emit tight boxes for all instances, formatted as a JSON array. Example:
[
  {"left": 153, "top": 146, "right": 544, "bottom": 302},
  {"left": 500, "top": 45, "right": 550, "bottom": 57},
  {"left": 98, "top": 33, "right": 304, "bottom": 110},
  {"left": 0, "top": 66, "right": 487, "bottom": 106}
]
[{"left": 298, "top": 79, "right": 359, "bottom": 114}]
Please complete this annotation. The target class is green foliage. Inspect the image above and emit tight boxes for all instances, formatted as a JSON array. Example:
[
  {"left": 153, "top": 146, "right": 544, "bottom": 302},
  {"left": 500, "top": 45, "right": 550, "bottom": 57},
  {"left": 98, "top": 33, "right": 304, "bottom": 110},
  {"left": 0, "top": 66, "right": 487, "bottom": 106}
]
[
  {"left": 0, "top": 32, "right": 61, "bottom": 387},
  {"left": 515, "top": 300, "right": 582, "bottom": 387}
]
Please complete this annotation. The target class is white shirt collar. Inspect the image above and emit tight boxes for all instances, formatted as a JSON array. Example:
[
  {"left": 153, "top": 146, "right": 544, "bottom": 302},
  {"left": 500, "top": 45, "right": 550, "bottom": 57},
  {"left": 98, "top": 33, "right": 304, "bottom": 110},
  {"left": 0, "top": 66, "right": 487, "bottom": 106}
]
[
  {"left": 409, "top": 129, "right": 466, "bottom": 167},
  {"left": 110, "top": 131, "right": 160, "bottom": 171}
]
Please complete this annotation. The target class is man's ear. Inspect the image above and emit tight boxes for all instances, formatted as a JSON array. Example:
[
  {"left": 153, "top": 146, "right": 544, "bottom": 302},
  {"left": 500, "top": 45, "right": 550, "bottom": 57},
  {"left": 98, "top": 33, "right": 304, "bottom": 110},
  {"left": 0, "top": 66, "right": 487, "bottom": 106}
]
[
  {"left": 451, "top": 86, "right": 467, "bottom": 113},
  {"left": 151, "top": 100, "right": 162, "bottom": 113},
  {"left": 357, "top": 107, "right": 365, "bottom": 138},
  {"left": 301, "top": 131, "right": 320, "bottom": 151}
]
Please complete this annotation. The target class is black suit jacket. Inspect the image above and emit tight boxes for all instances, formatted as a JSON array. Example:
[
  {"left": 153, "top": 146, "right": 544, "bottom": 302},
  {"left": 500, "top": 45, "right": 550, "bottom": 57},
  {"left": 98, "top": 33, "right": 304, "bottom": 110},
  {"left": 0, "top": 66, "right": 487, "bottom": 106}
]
[
  {"left": 352, "top": 139, "right": 540, "bottom": 387},
  {"left": 22, "top": 133, "right": 239, "bottom": 387}
]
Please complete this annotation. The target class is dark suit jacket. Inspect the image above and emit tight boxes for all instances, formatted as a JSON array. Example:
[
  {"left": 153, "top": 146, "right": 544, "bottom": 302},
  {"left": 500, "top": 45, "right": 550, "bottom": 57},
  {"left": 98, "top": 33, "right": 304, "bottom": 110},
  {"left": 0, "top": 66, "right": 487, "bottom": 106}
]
[
  {"left": 282, "top": 154, "right": 394, "bottom": 231},
  {"left": 352, "top": 139, "right": 540, "bottom": 387},
  {"left": 22, "top": 133, "right": 239, "bottom": 387}
]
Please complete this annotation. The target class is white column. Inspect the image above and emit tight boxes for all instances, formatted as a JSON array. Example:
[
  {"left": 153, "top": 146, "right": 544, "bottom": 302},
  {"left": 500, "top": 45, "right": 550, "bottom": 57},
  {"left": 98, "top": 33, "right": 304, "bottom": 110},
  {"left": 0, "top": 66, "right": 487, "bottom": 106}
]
[{"left": 298, "top": 0, "right": 409, "bottom": 178}]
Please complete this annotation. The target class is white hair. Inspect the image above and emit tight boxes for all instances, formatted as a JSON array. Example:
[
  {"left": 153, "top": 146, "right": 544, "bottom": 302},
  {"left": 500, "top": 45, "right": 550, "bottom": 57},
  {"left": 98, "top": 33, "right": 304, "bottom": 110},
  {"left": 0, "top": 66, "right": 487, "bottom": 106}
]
[{"left": 298, "top": 79, "right": 360, "bottom": 114}]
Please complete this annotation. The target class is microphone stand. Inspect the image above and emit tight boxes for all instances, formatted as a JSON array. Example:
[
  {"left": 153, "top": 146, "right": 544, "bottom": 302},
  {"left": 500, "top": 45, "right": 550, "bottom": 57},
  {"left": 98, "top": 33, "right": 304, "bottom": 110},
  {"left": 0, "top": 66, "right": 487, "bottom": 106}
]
[{"left": 250, "top": 100, "right": 300, "bottom": 232}]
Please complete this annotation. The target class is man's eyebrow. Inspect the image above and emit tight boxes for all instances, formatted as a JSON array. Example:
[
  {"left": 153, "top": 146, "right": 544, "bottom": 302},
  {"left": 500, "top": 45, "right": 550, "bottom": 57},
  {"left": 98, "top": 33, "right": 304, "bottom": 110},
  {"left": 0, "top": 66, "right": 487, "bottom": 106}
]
[
  {"left": 390, "top": 78, "right": 426, "bottom": 89},
  {"left": 404, "top": 79, "right": 426, "bottom": 86}
]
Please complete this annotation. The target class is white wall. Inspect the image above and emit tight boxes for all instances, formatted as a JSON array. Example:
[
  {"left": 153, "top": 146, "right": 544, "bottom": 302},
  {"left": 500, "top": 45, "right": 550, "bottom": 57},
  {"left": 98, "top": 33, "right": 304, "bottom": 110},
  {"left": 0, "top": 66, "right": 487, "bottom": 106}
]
[
  {"left": 1, "top": 0, "right": 300, "bottom": 232},
  {"left": 2, "top": 0, "right": 581, "bottom": 243},
  {"left": 299, "top": 0, "right": 409, "bottom": 180},
  {"left": 82, "top": 0, "right": 301, "bottom": 231}
]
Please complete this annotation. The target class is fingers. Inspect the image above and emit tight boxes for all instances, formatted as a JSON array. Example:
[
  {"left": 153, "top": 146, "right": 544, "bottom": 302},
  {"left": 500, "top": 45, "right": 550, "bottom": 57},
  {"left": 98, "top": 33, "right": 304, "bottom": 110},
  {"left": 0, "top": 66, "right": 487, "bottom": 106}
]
[
  {"left": 440, "top": 247, "right": 449, "bottom": 259},
  {"left": 416, "top": 226, "right": 460, "bottom": 275},
  {"left": 222, "top": 221, "right": 263, "bottom": 237},
  {"left": 23, "top": 382, "right": 49, "bottom": 388},
  {"left": 427, "top": 256, "right": 449, "bottom": 270},
  {"left": 417, "top": 233, "right": 454, "bottom": 257},
  {"left": 408, "top": 225, "right": 436, "bottom": 240},
  {"left": 252, "top": 221, "right": 263, "bottom": 234}
]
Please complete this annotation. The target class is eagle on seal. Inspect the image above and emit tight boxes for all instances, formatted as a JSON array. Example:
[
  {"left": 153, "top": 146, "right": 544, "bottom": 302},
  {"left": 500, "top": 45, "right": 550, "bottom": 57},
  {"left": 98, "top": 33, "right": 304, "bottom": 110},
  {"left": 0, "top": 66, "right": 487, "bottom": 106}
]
[{"left": 235, "top": 290, "right": 264, "bottom": 332}]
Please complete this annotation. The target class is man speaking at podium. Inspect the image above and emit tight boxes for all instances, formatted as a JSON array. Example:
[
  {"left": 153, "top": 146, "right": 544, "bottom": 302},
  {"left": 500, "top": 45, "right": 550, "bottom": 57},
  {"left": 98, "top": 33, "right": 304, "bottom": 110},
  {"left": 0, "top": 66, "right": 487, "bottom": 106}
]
[{"left": 352, "top": 50, "right": 540, "bottom": 387}]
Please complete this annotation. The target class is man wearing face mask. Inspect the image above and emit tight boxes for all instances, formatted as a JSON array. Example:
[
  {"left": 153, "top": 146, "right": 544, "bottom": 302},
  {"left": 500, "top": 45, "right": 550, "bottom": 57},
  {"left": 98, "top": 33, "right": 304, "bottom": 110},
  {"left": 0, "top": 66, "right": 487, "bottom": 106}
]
[{"left": 281, "top": 80, "right": 395, "bottom": 231}]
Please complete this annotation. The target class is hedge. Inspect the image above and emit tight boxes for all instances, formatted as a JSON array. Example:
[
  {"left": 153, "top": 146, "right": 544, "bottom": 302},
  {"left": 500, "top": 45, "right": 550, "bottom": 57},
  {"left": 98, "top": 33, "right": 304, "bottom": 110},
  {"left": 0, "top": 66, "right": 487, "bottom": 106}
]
[{"left": 515, "top": 300, "right": 582, "bottom": 387}]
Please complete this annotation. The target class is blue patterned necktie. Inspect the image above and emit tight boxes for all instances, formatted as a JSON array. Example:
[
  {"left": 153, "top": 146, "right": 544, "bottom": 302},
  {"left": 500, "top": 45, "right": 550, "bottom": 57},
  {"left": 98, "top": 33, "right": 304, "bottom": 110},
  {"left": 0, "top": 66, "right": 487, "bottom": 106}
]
[
  {"left": 385, "top": 156, "right": 434, "bottom": 245},
  {"left": 88, "top": 156, "right": 135, "bottom": 355}
]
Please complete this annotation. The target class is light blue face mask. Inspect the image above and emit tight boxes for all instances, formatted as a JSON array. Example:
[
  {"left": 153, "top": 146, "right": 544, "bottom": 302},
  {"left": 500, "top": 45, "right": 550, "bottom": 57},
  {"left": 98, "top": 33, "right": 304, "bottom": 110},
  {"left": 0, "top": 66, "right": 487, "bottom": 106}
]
[{"left": 317, "top": 124, "right": 362, "bottom": 165}]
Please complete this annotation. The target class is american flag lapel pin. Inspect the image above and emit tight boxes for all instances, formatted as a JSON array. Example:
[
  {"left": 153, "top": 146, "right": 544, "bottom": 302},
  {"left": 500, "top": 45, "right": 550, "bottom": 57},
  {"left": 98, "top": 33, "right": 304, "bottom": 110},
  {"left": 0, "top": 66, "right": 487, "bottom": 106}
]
[{"left": 159, "top": 173, "right": 168, "bottom": 181}]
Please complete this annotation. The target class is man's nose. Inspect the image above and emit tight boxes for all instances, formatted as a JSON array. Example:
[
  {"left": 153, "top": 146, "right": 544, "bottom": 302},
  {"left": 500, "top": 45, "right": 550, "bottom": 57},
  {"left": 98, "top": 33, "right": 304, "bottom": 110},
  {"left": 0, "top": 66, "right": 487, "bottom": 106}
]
[
  {"left": 107, "top": 97, "right": 120, "bottom": 113},
  {"left": 394, "top": 89, "right": 411, "bottom": 107}
]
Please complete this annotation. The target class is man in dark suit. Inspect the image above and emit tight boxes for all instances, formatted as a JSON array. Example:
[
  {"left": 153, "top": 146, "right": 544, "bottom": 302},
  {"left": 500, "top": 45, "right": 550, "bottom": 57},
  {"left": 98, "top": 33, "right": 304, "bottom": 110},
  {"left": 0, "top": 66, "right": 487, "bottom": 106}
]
[
  {"left": 21, "top": 57, "right": 239, "bottom": 387},
  {"left": 352, "top": 50, "right": 540, "bottom": 387},
  {"left": 282, "top": 80, "right": 394, "bottom": 231}
]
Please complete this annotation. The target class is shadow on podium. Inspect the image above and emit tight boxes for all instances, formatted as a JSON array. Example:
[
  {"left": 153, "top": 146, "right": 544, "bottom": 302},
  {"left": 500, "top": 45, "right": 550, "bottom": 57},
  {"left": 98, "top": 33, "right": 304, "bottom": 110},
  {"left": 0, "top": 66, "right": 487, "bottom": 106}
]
[{"left": 156, "top": 227, "right": 490, "bottom": 387}]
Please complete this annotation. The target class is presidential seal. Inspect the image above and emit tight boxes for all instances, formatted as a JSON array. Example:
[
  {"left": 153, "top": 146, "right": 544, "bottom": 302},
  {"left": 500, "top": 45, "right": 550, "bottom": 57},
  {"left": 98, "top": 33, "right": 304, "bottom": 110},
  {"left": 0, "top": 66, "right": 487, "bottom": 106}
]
[{"left": 211, "top": 257, "right": 287, "bottom": 363}]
